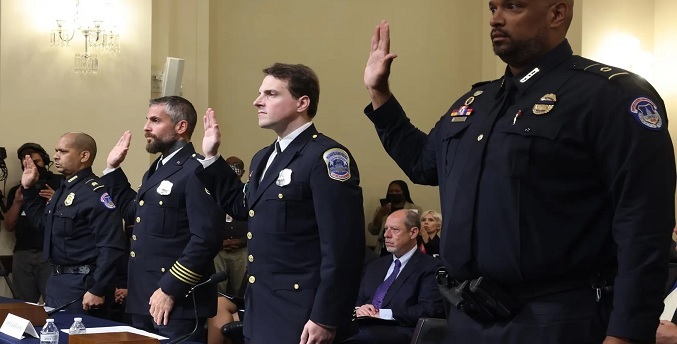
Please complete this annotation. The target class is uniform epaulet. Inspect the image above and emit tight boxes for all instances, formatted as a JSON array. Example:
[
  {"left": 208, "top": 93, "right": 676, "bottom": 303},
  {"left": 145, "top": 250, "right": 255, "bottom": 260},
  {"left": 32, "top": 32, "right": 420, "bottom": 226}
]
[
  {"left": 189, "top": 152, "right": 205, "bottom": 160},
  {"left": 471, "top": 80, "right": 494, "bottom": 89},
  {"left": 571, "top": 57, "right": 631, "bottom": 81},
  {"left": 85, "top": 178, "right": 106, "bottom": 192}
]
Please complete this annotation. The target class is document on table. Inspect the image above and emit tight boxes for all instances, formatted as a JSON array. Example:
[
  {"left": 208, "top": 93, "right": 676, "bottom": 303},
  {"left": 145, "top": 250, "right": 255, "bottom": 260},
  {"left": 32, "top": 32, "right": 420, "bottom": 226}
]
[{"left": 60, "top": 326, "right": 168, "bottom": 340}]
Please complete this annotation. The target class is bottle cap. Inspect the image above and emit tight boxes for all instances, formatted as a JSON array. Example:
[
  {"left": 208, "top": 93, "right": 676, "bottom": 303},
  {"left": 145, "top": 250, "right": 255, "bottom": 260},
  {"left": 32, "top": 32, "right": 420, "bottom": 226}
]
[
  {"left": 74, "top": 317, "right": 82, "bottom": 321},
  {"left": 46, "top": 319, "right": 54, "bottom": 322}
]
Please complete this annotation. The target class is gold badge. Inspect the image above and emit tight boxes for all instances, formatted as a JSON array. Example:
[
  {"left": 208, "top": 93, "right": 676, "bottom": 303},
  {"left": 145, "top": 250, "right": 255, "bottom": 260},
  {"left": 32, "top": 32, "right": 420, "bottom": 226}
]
[
  {"left": 464, "top": 97, "right": 475, "bottom": 106},
  {"left": 64, "top": 192, "right": 75, "bottom": 206},
  {"left": 473, "top": 90, "right": 484, "bottom": 97},
  {"left": 532, "top": 93, "right": 557, "bottom": 115}
]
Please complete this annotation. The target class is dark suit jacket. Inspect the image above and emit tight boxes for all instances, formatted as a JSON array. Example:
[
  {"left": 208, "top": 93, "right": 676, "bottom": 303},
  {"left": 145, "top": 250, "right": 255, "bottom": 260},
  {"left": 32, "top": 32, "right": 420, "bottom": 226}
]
[
  {"left": 101, "top": 143, "right": 224, "bottom": 319},
  {"left": 199, "top": 125, "right": 365, "bottom": 344},
  {"left": 356, "top": 249, "right": 444, "bottom": 327}
]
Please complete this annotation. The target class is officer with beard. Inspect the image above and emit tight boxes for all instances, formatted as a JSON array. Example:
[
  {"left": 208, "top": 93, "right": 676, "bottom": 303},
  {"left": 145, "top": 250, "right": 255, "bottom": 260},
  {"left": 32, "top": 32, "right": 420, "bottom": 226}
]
[{"left": 103, "top": 96, "right": 223, "bottom": 341}]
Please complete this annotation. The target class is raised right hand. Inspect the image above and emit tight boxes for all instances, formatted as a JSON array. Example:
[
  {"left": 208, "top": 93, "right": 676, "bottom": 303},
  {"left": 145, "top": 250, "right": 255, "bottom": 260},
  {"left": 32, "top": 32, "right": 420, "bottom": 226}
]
[
  {"left": 21, "top": 155, "right": 39, "bottom": 189},
  {"left": 202, "top": 108, "right": 221, "bottom": 159},
  {"left": 364, "top": 20, "right": 398, "bottom": 108},
  {"left": 107, "top": 131, "right": 131, "bottom": 169}
]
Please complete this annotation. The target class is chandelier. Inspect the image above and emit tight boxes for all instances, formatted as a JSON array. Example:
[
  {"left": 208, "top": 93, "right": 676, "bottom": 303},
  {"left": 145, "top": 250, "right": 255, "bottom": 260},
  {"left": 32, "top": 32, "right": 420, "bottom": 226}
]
[{"left": 50, "top": 0, "right": 120, "bottom": 74}]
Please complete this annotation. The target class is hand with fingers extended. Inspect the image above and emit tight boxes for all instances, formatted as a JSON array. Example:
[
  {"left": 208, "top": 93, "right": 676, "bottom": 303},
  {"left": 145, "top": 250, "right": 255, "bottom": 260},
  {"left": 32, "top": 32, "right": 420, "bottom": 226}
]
[
  {"left": 107, "top": 131, "right": 132, "bottom": 170},
  {"left": 202, "top": 108, "right": 221, "bottom": 159},
  {"left": 21, "top": 155, "right": 39, "bottom": 189},
  {"left": 149, "top": 288, "right": 175, "bottom": 326},
  {"left": 365, "top": 20, "right": 398, "bottom": 108},
  {"left": 39, "top": 184, "right": 55, "bottom": 201}
]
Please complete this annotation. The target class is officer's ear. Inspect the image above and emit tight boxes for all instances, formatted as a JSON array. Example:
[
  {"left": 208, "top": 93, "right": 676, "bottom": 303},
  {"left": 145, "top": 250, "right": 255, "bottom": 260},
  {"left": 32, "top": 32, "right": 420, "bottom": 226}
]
[
  {"left": 80, "top": 150, "right": 91, "bottom": 163},
  {"left": 175, "top": 119, "right": 188, "bottom": 135},
  {"left": 296, "top": 95, "right": 310, "bottom": 114}
]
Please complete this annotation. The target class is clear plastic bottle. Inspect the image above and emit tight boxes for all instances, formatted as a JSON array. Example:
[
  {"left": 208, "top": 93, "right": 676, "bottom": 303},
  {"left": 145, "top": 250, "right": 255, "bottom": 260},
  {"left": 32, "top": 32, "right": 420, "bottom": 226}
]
[
  {"left": 68, "top": 317, "right": 87, "bottom": 334},
  {"left": 40, "top": 319, "right": 59, "bottom": 344}
]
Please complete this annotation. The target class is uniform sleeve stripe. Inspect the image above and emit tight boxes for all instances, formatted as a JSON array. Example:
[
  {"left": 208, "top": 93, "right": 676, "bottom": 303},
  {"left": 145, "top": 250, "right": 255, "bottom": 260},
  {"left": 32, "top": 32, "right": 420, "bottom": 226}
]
[
  {"left": 174, "top": 261, "right": 202, "bottom": 279},
  {"left": 169, "top": 267, "right": 200, "bottom": 285}
]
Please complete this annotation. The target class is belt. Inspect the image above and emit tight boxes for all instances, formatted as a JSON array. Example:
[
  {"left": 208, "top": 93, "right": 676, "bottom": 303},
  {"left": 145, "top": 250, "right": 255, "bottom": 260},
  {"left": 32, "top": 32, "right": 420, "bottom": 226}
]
[{"left": 53, "top": 264, "right": 93, "bottom": 275}]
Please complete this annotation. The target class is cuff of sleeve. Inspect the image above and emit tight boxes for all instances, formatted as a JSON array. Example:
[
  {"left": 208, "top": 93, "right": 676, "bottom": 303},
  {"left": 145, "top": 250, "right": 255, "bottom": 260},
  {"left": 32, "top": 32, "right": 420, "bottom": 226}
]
[
  {"left": 607, "top": 311, "right": 659, "bottom": 342},
  {"left": 379, "top": 309, "right": 393, "bottom": 320},
  {"left": 102, "top": 166, "right": 120, "bottom": 175},
  {"left": 363, "top": 95, "right": 403, "bottom": 127},
  {"left": 198, "top": 154, "right": 220, "bottom": 168},
  {"left": 22, "top": 187, "right": 40, "bottom": 198},
  {"left": 159, "top": 261, "right": 203, "bottom": 298},
  {"left": 88, "top": 285, "right": 105, "bottom": 297}
]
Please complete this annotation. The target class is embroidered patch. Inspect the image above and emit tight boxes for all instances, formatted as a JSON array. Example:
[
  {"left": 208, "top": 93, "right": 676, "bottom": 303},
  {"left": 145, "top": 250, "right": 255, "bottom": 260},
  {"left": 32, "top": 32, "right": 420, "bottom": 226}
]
[
  {"left": 100, "top": 193, "right": 116, "bottom": 209},
  {"left": 629, "top": 97, "right": 662, "bottom": 130},
  {"left": 323, "top": 148, "right": 351, "bottom": 182}
]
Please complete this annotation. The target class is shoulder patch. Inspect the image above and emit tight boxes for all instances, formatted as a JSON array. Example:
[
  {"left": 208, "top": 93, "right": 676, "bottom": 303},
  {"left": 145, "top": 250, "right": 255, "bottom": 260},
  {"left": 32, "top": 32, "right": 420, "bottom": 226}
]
[
  {"left": 100, "top": 192, "right": 116, "bottom": 209},
  {"left": 629, "top": 96, "right": 663, "bottom": 130},
  {"left": 322, "top": 148, "right": 351, "bottom": 182}
]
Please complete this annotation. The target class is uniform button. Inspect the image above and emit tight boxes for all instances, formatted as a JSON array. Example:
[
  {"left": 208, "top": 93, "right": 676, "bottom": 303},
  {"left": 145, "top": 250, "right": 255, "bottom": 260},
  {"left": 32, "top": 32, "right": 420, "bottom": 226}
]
[
  {"left": 477, "top": 134, "right": 484, "bottom": 141},
  {"left": 249, "top": 276, "right": 256, "bottom": 284},
  {"left": 130, "top": 251, "right": 135, "bottom": 258},
  {"left": 278, "top": 193, "right": 283, "bottom": 199},
  {"left": 161, "top": 268, "right": 165, "bottom": 272},
  {"left": 139, "top": 200, "right": 144, "bottom": 206},
  {"left": 136, "top": 217, "right": 141, "bottom": 223},
  {"left": 132, "top": 235, "right": 137, "bottom": 241},
  {"left": 247, "top": 232, "right": 253, "bottom": 240},
  {"left": 294, "top": 284, "right": 299, "bottom": 290},
  {"left": 249, "top": 210, "right": 255, "bottom": 217},
  {"left": 312, "top": 134, "right": 318, "bottom": 139},
  {"left": 248, "top": 255, "right": 254, "bottom": 262},
  {"left": 159, "top": 201, "right": 163, "bottom": 206},
  {"left": 192, "top": 154, "right": 196, "bottom": 157}
]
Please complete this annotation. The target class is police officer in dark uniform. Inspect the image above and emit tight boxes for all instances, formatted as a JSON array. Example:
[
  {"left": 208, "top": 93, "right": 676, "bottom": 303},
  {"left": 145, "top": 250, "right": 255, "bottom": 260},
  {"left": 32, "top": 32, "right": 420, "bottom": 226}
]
[
  {"left": 199, "top": 63, "right": 365, "bottom": 344},
  {"left": 362, "top": 1, "right": 675, "bottom": 343},
  {"left": 21, "top": 133, "right": 125, "bottom": 317},
  {"left": 103, "top": 96, "right": 224, "bottom": 341}
]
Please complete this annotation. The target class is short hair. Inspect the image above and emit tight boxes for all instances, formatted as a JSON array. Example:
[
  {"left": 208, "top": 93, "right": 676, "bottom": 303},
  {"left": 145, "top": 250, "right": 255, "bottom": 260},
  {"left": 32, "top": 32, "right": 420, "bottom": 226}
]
[
  {"left": 420, "top": 210, "right": 442, "bottom": 225},
  {"left": 149, "top": 96, "right": 198, "bottom": 138},
  {"left": 225, "top": 156, "right": 245, "bottom": 170},
  {"left": 263, "top": 63, "right": 320, "bottom": 118},
  {"left": 63, "top": 132, "right": 97, "bottom": 161},
  {"left": 403, "top": 210, "right": 421, "bottom": 232}
]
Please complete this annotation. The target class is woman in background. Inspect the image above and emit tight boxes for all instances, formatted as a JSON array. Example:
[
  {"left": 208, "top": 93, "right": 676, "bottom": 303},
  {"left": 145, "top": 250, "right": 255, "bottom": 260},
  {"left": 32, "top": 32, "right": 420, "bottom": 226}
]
[
  {"left": 419, "top": 210, "right": 442, "bottom": 256},
  {"left": 367, "top": 180, "right": 422, "bottom": 256}
]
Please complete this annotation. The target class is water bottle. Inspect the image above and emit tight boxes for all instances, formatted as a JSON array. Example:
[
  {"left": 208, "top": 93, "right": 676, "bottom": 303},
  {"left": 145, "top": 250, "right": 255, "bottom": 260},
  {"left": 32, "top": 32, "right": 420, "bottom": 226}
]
[
  {"left": 68, "top": 317, "right": 87, "bottom": 334},
  {"left": 40, "top": 319, "right": 59, "bottom": 344}
]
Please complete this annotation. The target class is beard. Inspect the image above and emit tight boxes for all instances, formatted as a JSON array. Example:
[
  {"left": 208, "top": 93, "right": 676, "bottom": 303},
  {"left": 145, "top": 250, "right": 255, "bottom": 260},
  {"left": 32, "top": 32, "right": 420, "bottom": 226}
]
[
  {"left": 146, "top": 134, "right": 178, "bottom": 154},
  {"left": 492, "top": 27, "right": 547, "bottom": 68}
]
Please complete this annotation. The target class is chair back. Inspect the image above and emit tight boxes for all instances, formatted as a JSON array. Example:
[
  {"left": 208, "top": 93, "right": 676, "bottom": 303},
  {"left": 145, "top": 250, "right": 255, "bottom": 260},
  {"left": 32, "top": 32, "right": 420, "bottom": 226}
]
[{"left": 410, "top": 317, "right": 447, "bottom": 344}]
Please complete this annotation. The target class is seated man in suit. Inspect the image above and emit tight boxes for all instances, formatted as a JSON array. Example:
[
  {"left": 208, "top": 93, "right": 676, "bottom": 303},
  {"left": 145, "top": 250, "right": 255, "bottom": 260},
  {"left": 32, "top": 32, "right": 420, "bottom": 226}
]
[{"left": 345, "top": 209, "right": 444, "bottom": 344}]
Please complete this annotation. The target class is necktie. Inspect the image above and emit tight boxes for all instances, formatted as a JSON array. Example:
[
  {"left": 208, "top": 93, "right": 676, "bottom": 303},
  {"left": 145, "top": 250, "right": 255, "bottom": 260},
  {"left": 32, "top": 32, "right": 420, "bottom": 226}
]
[
  {"left": 371, "top": 259, "right": 401, "bottom": 309},
  {"left": 260, "top": 142, "right": 282, "bottom": 181},
  {"left": 275, "top": 141, "right": 282, "bottom": 155}
]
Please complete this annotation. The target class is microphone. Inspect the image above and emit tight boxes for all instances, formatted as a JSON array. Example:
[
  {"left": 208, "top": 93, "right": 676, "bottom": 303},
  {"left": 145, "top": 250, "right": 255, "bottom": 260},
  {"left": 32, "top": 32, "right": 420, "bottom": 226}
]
[
  {"left": 184, "top": 271, "right": 229, "bottom": 298},
  {"left": 46, "top": 293, "right": 85, "bottom": 316},
  {"left": 168, "top": 271, "right": 228, "bottom": 344}
]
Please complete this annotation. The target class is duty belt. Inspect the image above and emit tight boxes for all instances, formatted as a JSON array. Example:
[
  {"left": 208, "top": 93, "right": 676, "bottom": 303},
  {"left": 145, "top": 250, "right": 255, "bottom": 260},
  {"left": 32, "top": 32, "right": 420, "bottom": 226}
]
[{"left": 53, "top": 264, "right": 93, "bottom": 275}]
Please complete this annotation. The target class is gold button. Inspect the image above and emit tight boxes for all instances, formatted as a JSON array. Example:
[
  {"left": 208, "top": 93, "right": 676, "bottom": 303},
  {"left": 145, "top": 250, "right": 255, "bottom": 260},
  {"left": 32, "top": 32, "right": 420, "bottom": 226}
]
[
  {"left": 132, "top": 235, "right": 137, "bottom": 241},
  {"left": 139, "top": 200, "right": 144, "bottom": 206},
  {"left": 249, "top": 210, "right": 255, "bottom": 217},
  {"left": 247, "top": 232, "right": 253, "bottom": 240},
  {"left": 249, "top": 276, "right": 256, "bottom": 283},
  {"left": 136, "top": 217, "right": 141, "bottom": 223},
  {"left": 294, "top": 283, "right": 299, "bottom": 290},
  {"left": 278, "top": 193, "right": 283, "bottom": 199},
  {"left": 477, "top": 134, "right": 484, "bottom": 141},
  {"left": 312, "top": 134, "right": 318, "bottom": 138},
  {"left": 159, "top": 201, "right": 163, "bottom": 206},
  {"left": 130, "top": 251, "right": 135, "bottom": 258},
  {"left": 192, "top": 154, "right": 196, "bottom": 157},
  {"left": 161, "top": 267, "right": 165, "bottom": 272},
  {"left": 248, "top": 255, "right": 254, "bottom": 262}
]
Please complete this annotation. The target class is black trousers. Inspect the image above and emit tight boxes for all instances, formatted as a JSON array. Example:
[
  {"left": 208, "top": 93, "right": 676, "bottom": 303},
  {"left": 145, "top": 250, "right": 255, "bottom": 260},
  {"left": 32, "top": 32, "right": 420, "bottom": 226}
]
[
  {"left": 444, "top": 287, "right": 607, "bottom": 344},
  {"left": 45, "top": 272, "right": 113, "bottom": 319}
]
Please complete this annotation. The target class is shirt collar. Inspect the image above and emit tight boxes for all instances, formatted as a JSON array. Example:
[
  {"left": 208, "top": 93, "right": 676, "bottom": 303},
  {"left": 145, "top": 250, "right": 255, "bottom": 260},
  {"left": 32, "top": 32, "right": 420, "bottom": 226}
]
[
  {"left": 393, "top": 245, "right": 418, "bottom": 268},
  {"left": 159, "top": 141, "right": 188, "bottom": 165},
  {"left": 277, "top": 122, "right": 313, "bottom": 153}
]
